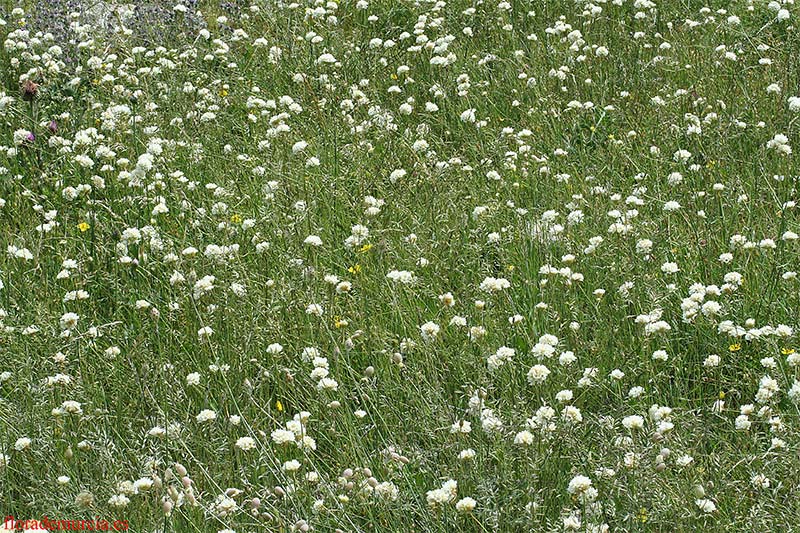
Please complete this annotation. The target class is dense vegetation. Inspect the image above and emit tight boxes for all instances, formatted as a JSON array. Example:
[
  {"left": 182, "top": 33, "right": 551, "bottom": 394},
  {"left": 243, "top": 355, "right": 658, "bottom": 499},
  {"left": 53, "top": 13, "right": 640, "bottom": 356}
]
[{"left": 1, "top": 0, "right": 800, "bottom": 531}]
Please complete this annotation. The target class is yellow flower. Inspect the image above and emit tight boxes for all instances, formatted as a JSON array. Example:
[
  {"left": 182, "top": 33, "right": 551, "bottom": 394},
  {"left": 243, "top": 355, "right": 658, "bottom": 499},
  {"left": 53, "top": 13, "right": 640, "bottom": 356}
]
[
  {"left": 77, "top": 222, "right": 90, "bottom": 232},
  {"left": 219, "top": 89, "right": 229, "bottom": 97},
  {"left": 781, "top": 347, "right": 795, "bottom": 355},
  {"left": 348, "top": 264, "right": 361, "bottom": 274},
  {"left": 275, "top": 400, "right": 283, "bottom": 412},
  {"left": 729, "top": 343, "right": 741, "bottom": 352},
  {"left": 506, "top": 264, "right": 515, "bottom": 272},
  {"left": 334, "top": 316, "right": 348, "bottom": 329},
  {"left": 636, "top": 508, "right": 648, "bottom": 523},
  {"left": 359, "top": 243, "right": 373, "bottom": 253},
  {"left": 718, "top": 391, "right": 725, "bottom": 400},
  {"left": 230, "top": 214, "right": 242, "bottom": 224}
]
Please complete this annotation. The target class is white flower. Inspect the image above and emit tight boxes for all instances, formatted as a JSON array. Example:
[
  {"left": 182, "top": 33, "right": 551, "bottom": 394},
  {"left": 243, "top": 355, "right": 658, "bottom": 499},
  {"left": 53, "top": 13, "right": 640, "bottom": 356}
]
[
  {"left": 562, "top": 406, "right": 583, "bottom": 424},
  {"left": 317, "top": 377, "right": 339, "bottom": 390},
  {"left": 316, "top": 53, "right": 337, "bottom": 64},
  {"left": 527, "top": 364, "right": 551, "bottom": 384},
  {"left": 459, "top": 449, "right": 476, "bottom": 461},
  {"left": 61, "top": 401, "right": 82, "bottom": 415},
  {"left": 735, "top": 415, "right": 751, "bottom": 431},
  {"left": 59, "top": 312, "right": 79, "bottom": 330},
  {"left": 426, "top": 479, "right": 458, "bottom": 507},
  {"left": 766, "top": 133, "right": 792, "bottom": 156},
  {"left": 305, "top": 303, "right": 324, "bottom": 316},
  {"left": 455, "top": 497, "right": 477, "bottom": 513},
  {"left": 567, "top": 475, "right": 592, "bottom": 496},
  {"left": 621, "top": 415, "right": 644, "bottom": 430},
  {"left": 661, "top": 262, "right": 679, "bottom": 274},
  {"left": 108, "top": 494, "right": 130, "bottom": 507},
  {"left": 271, "top": 429, "right": 296, "bottom": 445},
  {"left": 235, "top": 437, "right": 256, "bottom": 451},
  {"left": 133, "top": 478, "right": 153, "bottom": 492},
  {"left": 673, "top": 149, "right": 692, "bottom": 163},
  {"left": 479, "top": 276, "right": 510, "bottom": 292},
  {"left": 389, "top": 169, "right": 407, "bottom": 183},
  {"left": 696, "top": 499, "right": 716, "bottom": 513},
  {"left": 514, "top": 430, "right": 534, "bottom": 445},
  {"left": 196, "top": 409, "right": 217, "bottom": 423},
  {"left": 652, "top": 350, "right": 668, "bottom": 361},
  {"left": 387, "top": 270, "right": 416, "bottom": 284},
  {"left": 282, "top": 459, "right": 301, "bottom": 472},
  {"left": 555, "top": 389, "right": 573, "bottom": 403},
  {"left": 420, "top": 321, "right": 440, "bottom": 342},
  {"left": 628, "top": 386, "right": 645, "bottom": 398},
  {"left": 751, "top": 474, "right": 770, "bottom": 490},
  {"left": 460, "top": 108, "right": 476, "bottom": 123}
]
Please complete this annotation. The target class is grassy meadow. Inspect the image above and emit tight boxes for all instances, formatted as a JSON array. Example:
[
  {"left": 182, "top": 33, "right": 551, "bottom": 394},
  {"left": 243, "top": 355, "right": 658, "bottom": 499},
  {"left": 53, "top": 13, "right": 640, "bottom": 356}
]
[{"left": 1, "top": 0, "right": 800, "bottom": 531}]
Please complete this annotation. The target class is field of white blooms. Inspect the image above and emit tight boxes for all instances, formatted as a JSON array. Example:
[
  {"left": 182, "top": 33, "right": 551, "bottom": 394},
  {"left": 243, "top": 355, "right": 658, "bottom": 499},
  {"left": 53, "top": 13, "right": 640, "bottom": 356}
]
[{"left": 1, "top": 0, "right": 800, "bottom": 531}]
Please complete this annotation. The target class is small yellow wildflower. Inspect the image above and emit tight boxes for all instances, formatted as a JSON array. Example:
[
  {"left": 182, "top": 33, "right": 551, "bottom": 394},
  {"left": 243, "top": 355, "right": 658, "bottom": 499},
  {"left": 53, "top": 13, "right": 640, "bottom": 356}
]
[
  {"left": 781, "top": 347, "right": 795, "bottom": 355},
  {"left": 359, "top": 244, "right": 373, "bottom": 253},
  {"left": 230, "top": 214, "right": 242, "bottom": 224},
  {"left": 348, "top": 264, "right": 361, "bottom": 274},
  {"left": 77, "top": 222, "right": 90, "bottom": 232},
  {"left": 729, "top": 343, "right": 741, "bottom": 352},
  {"left": 275, "top": 400, "right": 283, "bottom": 412}
]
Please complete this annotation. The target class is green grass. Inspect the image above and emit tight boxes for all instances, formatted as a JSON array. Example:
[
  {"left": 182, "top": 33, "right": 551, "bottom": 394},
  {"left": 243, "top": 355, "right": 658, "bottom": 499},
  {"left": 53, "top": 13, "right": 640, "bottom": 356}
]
[{"left": 1, "top": 0, "right": 800, "bottom": 531}]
